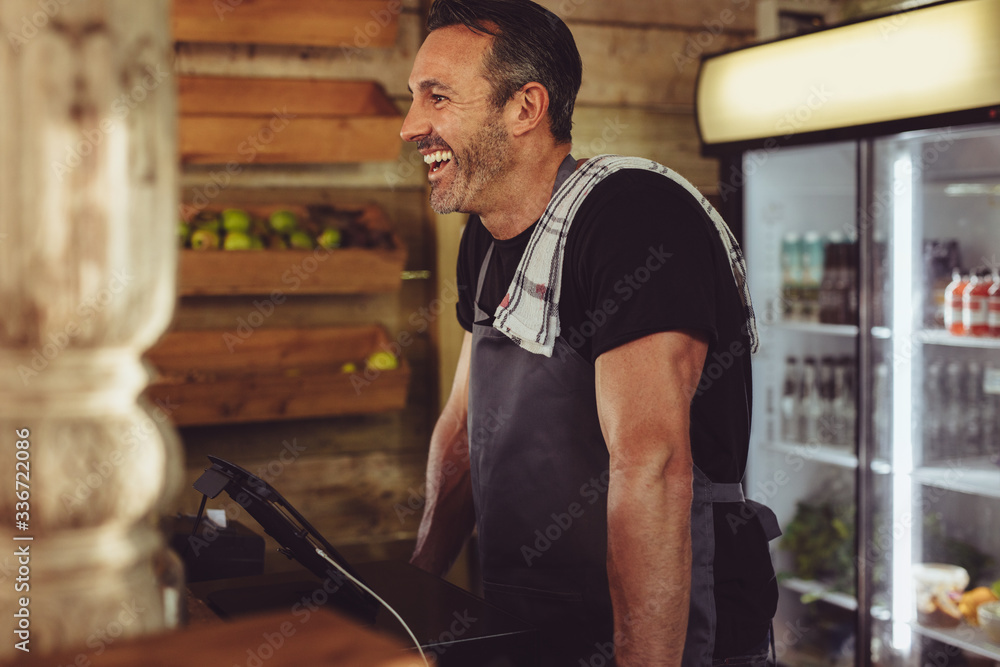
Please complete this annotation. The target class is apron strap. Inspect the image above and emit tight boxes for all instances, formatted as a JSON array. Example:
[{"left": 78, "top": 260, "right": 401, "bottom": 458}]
[
  {"left": 709, "top": 481, "right": 782, "bottom": 542},
  {"left": 709, "top": 482, "right": 744, "bottom": 503}
]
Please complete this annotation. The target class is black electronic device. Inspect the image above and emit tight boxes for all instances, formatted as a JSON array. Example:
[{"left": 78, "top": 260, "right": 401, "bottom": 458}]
[{"left": 190, "top": 455, "right": 379, "bottom": 623}]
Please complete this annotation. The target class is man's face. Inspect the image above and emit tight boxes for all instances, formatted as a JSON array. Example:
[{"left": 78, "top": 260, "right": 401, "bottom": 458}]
[{"left": 401, "top": 25, "right": 514, "bottom": 215}]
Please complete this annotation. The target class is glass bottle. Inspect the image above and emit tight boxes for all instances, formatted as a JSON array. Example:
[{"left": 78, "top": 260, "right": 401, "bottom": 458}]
[{"left": 781, "top": 356, "right": 802, "bottom": 442}]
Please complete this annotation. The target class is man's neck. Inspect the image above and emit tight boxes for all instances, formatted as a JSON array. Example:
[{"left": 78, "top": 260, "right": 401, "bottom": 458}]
[{"left": 478, "top": 147, "right": 572, "bottom": 241}]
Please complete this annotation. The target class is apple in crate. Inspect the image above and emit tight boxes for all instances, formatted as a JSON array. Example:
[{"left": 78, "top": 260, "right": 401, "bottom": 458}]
[
  {"left": 366, "top": 351, "right": 399, "bottom": 371},
  {"left": 221, "top": 208, "right": 252, "bottom": 233},
  {"left": 269, "top": 210, "right": 299, "bottom": 234},
  {"left": 190, "top": 229, "right": 220, "bottom": 250}
]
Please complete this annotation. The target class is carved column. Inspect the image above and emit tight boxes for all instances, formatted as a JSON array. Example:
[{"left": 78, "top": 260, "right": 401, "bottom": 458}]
[{"left": 0, "top": 0, "right": 182, "bottom": 660}]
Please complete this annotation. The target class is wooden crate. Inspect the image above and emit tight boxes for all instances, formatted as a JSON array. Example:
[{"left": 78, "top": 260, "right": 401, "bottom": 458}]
[
  {"left": 178, "top": 204, "right": 406, "bottom": 296},
  {"left": 178, "top": 77, "right": 402, "bottom": 164},
  {"left": 172, "top": 0, "right": 400, "bottom": 49},
  {"left": 144, "top": 325, "right": 410, "bottom": 426}
]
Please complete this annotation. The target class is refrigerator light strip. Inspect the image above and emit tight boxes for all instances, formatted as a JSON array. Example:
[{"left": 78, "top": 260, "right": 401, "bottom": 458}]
[{"left": 890, "top": 154, "right": 915, "bottom": 653}]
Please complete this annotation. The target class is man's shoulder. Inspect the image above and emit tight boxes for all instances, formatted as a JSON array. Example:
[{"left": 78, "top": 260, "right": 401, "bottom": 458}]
[{"left": 583, "top": 165, "right": 705, "bottom": 210}]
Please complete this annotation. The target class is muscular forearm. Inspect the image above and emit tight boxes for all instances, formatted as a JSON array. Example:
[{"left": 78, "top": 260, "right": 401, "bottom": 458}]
[
  {"left": 410, "top": 404, "right": 476, "bottom": 577},
  {"left": 607, "top": 455, "right": 693, "bottom": 666}
]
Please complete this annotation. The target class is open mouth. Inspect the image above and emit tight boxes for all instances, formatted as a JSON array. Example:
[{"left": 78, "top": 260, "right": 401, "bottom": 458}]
[{"left": 424, "top": 150, "right": 454, "bottom": 175}]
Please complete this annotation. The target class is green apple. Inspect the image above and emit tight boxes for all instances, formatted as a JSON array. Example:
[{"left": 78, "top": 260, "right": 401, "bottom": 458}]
[
  {"left": 223, "top": 231, "right": 253, "bottom": 250},
  {"left": 221, "top": 208, "right": 252, "bottom": 233},
  {"left": 340, "top": 362, "right": 357, "bottom": 374},
  {"left": 269, "top": 210, "right": 298, "bottom": 234},
  {"left": 250, "top": 235, "right": 265, "bottom": 250},
  {"left": 194, "top": 214, "right": 221, "bottom": 233},
  {"left": 288, "top": 230, "right": 314, "bottom": 250},
  {"left": 178, "top": 221, "right": 191, "bottom": 246},
  {"left": 366, "top": 351, "right": 399, "bottom": 371},
  {"left": 190, "top": 229, "right": 220, "bottom": 250},
  {"left": 317, "top": 228, "right": 342, "bottom": 249}
]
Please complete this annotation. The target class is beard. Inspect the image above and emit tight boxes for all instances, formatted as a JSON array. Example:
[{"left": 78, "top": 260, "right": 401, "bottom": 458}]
[{"left": 428, "top": 111, "right": 512, "bottom": 215}]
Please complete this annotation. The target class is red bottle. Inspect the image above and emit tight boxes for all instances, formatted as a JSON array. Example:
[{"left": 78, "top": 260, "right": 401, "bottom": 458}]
[
  {"left": 944, "top": 269, "right": 969, "bottom": 335},
  {"left": 989, "top": 270, "right": 1000, "bottom": 338},
  {"left": 963, "top": 269, "right": 992, "bottom": 337}
]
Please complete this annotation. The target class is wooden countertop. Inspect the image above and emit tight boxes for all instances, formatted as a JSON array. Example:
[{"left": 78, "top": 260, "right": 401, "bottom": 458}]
[{"left": 18, "top": 604, "right": 429, "bottom": 667}]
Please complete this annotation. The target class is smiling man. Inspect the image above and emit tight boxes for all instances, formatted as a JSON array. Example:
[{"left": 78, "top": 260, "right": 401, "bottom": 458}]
[{"left": 401, "top": 1, "right": 779, "bottom": 666}]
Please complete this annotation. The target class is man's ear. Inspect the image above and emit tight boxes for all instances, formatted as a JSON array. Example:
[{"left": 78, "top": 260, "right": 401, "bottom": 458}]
[{"left": 508, "top": 82, "right": 550, "bottom": 138}]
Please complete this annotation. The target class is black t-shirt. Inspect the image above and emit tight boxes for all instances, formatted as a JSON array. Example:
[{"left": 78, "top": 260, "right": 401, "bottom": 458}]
[{"left": 456, "top": 169, "right": 777, "bottom": 657}]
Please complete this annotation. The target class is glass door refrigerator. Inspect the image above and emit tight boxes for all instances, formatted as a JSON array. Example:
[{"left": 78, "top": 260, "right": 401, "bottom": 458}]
[{"left": 695, "top": 1, "right": 1000, "bottom": 666}]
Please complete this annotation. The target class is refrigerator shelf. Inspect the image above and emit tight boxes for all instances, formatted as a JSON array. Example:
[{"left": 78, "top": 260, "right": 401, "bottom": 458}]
[
  {"left": 768, "top": 442, "right": 859, "bottom": 469},
  {"left": 912, "top": 457, "right": 1000, "bottom": 499},
  {"left": 780, "top": 577, "right": 858, "bottom": 611},
  {"left": 770, "top": 321, "right": 860, "bottom": 337},
  {"left": 915, "top": 330, "right": 1000, "bottom": 350},
  {"left": 909, "top": 622, "right": 1000, "bottom": 662}
]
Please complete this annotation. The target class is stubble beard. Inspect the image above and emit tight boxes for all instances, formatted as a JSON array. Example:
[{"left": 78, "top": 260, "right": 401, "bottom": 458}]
[{"left": 429, "top": 112, "right": 512, "bottom": 215}]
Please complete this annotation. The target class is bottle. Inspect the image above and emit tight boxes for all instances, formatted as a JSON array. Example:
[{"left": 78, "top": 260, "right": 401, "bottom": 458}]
[
  {"left": 923, "top": 361, "right": 944, "bottom": 461},
  {"left": 983, "top": 363, "right": 1000, "bottom": 460},
  {"left": 800, "top": 357, "right": 823, "bottom": 444},
  {"left": 963, "top": 362, "right": 984, "bottom": 457},
  {"left": 873, "top": 362, "right": 890, "bottom": 451},
  {"left": 781, "top": 356, "right": 801, "bottom": 442},
  {"left": 963, "top": 269, "right": 992, "bottom": 337},
  {"left": 944, "top": 269, "right": 970, "bottom": 336},
  {"left": 942, "top": 361, "right": 965, "bottom": 458},
  {"left": 989, "top": 269, "right": 1000, "bottom": 338},
  {"left": 844, "top": 235, "right": 859, "bottom": 325},
  {"left": 923, "top": 240, "right": 961, "bottom": 328},
  {"left": 780, "top": 234, "right": 803, "bottom": 321},
  {"left": 831, "top": 357, "right": 855, "bottom": 447},
  {"left": 800, "top": 233, "right": 825, "bottom": 322},
  {"left": 818, "top": 356, "right": 837, "bottom": 443},
  {"left": 819, "top": 234, "right": 847, "bottom": 325}
]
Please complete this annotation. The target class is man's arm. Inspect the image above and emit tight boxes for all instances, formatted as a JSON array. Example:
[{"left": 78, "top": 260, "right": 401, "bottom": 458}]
[
  {"left": 410, "top": 331, "right": 477, "bottom": 577},
  {"left": 595, "top": 330, "right": 708, "bottom": 666}
]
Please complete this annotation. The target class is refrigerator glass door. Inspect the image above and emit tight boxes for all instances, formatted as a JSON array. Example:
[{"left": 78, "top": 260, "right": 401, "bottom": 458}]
[
  {"left": 869, "top": 123, "right": 1000, "bottom": 667},
  {"left": 744, "top": 141, "right": 861, "bottom": 667}
]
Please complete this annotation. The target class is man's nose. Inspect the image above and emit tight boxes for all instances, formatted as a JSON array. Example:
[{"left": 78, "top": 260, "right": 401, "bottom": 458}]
[{"left": 400, "top": 101, "right": 429, "bottom": 143}]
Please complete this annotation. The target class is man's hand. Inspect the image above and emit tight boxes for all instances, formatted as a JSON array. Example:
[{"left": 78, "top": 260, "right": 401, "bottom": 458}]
[{"left": 595, "top": 330, "right": 708, "bottom": 666}]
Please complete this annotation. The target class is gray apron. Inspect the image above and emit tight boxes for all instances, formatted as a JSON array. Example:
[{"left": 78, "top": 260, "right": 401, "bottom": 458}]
[{"left": 467, "top": 156, "right": 780, "bottom": 666}]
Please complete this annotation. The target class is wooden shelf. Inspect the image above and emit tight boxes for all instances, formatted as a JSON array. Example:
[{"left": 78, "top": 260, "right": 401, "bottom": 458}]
[
  {"left": 144, "top": 325, "right": 410, "bottom": 426},
  {"left": 178, "top": 76, "right": 402, "bottom": 165},
  {"left": 178, "top": 204, "right": 406, "bottom": 296},
  {"left": 172, "top": 0, "right": 400, "bottom": 49}
]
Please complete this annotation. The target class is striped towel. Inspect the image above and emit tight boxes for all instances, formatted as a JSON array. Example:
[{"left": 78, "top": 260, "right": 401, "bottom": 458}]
[{"left": 492, "top": 154, "right": 759, "bottom": 357}]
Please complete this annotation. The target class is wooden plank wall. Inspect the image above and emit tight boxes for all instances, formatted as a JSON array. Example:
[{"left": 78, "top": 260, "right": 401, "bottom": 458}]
[{"left": 169, "top": 0, "right": 757, "bottom": 583}]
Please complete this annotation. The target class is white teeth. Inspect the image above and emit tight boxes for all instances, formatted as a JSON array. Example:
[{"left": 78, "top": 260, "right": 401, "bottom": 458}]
[{"left": 423, "top": 150, "right": 454, "bottom": 165}]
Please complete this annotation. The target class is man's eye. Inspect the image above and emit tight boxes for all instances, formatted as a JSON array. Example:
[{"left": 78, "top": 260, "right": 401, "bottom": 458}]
[{"left": 431, "top": 95, "right": 447, "bottom": 103}]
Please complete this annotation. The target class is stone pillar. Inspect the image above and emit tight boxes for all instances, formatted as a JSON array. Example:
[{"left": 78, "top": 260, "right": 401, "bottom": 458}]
[{"left": 0, "top": 0, "right": 182, "bottom": 660}]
